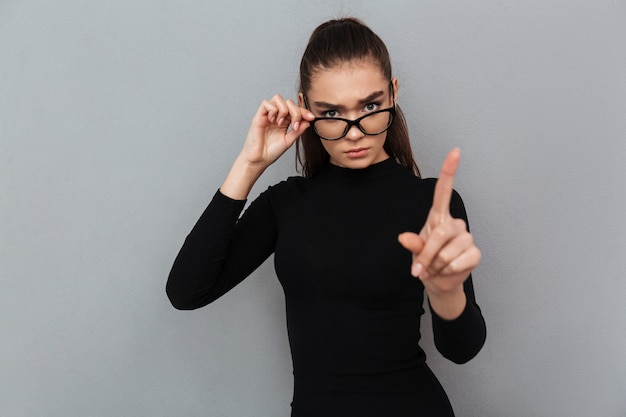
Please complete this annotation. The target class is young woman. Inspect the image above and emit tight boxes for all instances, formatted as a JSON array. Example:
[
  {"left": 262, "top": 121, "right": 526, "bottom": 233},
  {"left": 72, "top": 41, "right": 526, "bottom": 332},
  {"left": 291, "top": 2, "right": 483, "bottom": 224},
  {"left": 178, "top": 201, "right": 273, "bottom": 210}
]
[{"left": 167, "top": 18, "right": 486, "bottom": 417}]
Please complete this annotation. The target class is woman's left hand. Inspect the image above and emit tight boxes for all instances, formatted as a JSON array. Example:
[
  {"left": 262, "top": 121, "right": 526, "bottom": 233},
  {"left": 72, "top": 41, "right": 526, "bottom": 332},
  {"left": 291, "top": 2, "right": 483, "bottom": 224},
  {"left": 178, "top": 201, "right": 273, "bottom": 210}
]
[{"left": 398, "top": 148, "right": 481, "bottom": 317}]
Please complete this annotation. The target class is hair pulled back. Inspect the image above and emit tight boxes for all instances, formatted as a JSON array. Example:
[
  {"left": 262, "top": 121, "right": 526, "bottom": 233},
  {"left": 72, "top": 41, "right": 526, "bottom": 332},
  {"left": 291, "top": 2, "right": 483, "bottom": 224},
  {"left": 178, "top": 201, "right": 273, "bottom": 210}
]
[{"left": 296, "top": 17, "right": 420, "bottom": 178}]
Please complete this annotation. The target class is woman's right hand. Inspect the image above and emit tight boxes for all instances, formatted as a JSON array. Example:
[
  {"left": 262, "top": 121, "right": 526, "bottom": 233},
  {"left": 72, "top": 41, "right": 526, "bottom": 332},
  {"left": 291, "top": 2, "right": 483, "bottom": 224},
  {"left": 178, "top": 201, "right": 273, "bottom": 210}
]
[
  {"left": 220, "top": 95, "right": 315, "bottom": 200},
  {"left": 240, "top": 94, "right": 315, "bottom": 168}
]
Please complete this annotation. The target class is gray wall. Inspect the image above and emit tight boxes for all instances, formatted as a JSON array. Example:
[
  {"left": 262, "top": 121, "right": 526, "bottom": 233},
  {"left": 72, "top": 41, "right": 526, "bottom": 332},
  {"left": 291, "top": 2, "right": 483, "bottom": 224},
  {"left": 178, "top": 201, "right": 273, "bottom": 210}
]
[{"left": 2, "top": 1, "right": 625, "bottom": 416}]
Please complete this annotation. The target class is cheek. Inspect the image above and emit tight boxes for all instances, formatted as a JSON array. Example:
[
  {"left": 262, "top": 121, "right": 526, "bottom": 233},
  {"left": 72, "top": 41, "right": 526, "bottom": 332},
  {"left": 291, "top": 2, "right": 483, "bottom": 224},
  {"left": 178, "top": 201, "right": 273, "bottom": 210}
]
[{"left": 371, "top": 132, "right": 388, "bottom": 150}]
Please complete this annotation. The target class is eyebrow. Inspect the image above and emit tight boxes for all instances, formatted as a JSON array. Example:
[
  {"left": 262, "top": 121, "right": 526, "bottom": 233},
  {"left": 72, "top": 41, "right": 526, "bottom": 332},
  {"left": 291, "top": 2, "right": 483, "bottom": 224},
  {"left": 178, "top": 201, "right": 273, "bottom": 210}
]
[{"left": 313, "top": 90, "right": 386, "bottom": 111}]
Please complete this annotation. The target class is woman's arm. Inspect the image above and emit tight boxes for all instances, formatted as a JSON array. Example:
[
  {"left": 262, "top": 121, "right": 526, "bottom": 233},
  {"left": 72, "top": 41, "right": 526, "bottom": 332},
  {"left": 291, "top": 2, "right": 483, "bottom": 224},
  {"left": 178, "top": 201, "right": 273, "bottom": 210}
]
[
  {"left": 430, "top": 274, "right": 486, "bottom": 364},
  {"left": 166, "top": 96, "right": 314, "bottom": 309},
  {"left": 166, "top": 189, "right": 274, "bottom": 310},
  {"left": 398, "top": 149, "right": 486, "bottom": 362},
  {"left": 429, "top": 188, "right": 486, "bottom": 363}
]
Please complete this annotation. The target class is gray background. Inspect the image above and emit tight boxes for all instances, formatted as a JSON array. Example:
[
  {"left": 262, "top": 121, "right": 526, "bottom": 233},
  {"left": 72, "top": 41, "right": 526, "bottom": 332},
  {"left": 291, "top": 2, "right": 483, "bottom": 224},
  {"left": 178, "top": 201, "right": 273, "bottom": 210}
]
[{"left": 2, "top": 1, "right": 625, "bottom": 416}]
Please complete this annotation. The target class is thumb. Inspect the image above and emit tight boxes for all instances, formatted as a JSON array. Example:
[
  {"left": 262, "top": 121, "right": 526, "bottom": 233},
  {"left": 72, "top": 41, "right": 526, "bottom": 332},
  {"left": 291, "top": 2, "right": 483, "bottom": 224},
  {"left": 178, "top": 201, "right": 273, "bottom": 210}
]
[
  {"left": 398, "top": 232, "right": 425, "bottom": 254},
  {"left": 285, "top": 120, "right": 310, "bottom": 145}
]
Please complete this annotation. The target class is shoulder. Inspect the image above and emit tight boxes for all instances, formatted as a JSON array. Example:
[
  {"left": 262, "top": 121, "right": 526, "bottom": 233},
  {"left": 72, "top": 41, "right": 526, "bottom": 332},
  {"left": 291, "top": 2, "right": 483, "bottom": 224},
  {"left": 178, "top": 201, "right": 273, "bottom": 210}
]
[
  {"left": 254, "top": 175, "right": 310, "bottom": 208},
  {"left": 240, "top": 176, "right": 309, "bottom": 223},
  {"left": 265, "top": 175, "right": 308, "bottom": 196},
  {"left": 387, "top": 169, "right": 472, "bottom": 227},
  {"left": 419, "top": 177, "right": 469, "bottom": 221}
]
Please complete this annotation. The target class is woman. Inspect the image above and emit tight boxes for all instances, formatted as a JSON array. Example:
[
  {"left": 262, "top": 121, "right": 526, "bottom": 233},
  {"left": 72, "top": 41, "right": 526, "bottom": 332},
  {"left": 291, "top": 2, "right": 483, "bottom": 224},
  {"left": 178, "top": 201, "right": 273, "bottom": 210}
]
[{"left": 167, "top": 17, "right": 486, "bottom": 417}]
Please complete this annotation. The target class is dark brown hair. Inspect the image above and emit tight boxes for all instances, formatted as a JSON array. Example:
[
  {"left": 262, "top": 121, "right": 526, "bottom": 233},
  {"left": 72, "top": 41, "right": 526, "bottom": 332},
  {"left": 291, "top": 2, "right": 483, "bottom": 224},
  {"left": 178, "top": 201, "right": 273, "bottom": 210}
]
[{"left": 296, "top": 17, "right": 420, "bottom": 178}]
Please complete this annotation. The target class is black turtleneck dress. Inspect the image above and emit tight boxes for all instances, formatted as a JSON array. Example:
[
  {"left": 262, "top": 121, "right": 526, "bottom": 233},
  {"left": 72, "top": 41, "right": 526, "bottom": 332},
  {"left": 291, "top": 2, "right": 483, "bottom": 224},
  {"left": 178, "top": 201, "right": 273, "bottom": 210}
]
[{"left": 166, "top": 158, "right": 486, "bottom": 417}]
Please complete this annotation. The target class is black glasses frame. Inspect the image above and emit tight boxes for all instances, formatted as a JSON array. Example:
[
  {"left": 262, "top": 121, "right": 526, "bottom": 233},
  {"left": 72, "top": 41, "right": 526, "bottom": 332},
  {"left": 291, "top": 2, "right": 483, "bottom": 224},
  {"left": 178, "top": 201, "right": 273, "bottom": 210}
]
[{"left": 307, "top": 106, "right": 396, "bottom": 141}]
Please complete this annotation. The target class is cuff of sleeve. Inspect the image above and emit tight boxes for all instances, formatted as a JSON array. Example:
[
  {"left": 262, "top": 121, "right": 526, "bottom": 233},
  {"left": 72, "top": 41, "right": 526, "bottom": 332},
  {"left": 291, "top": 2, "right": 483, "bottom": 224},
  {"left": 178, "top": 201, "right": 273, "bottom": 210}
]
[
  {"left": 210, "top": 189, "right": 247, "bottom": 218},
  {"left": 430, "top": 297, "right": 478, "bottom": 327},
  {"left": 430, "top": 299, "right": 486, "bottom": 364},
  {"left": 192, "top": 189, "right": 247, "bottom": 229},
  {"left": 215, "top": 188, "right": 247, "bottom": 204}
]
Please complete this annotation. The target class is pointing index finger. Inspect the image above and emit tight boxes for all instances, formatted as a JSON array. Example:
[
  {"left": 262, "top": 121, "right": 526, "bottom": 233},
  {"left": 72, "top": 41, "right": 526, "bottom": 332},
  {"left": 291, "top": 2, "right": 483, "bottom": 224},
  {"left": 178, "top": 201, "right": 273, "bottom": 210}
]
[{"left": 431, "top": 148, "right": 461, "bottom": 216}]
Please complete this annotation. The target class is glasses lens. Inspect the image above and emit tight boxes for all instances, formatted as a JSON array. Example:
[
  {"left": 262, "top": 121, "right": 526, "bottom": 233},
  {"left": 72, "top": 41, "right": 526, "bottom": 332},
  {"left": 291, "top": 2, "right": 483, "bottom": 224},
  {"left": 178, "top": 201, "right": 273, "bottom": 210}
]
[
  {"left": 313, "top": 119, "right": 348, "bottom": 140},
  {"left": 360, "top": 110, "right": 393, "bottom": 135}
]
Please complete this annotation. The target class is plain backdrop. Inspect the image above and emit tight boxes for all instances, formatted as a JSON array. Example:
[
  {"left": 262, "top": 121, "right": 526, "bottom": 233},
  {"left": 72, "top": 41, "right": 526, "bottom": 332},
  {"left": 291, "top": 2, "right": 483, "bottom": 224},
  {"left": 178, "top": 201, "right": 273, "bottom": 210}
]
[{"left": 2, "top": 1, "right": 626, "bottom": 416}]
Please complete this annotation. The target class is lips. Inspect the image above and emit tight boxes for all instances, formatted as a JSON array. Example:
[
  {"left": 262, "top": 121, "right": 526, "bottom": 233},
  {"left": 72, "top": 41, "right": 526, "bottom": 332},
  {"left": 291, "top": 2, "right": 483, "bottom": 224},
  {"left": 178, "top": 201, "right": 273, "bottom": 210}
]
[{"left": 345, "top": 148, "right": 369, "bottom": 158}]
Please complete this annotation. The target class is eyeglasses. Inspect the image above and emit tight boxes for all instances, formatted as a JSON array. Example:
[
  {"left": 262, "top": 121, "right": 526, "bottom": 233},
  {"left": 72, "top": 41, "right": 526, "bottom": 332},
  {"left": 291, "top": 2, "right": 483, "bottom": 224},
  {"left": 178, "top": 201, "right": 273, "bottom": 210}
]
[{"left": 303, "top": 90, "right": 396, "bottom": 141}]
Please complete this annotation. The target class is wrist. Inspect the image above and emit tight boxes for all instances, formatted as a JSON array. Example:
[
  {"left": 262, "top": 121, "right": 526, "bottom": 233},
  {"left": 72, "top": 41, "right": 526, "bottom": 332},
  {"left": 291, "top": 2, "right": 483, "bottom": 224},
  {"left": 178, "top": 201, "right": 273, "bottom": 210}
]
[
  {"left": 220, "top": 156, "right": 267, "bottom": 200},
  {"left": 427, "top": 286, "right": 466, "bottom": 321},
  {"left": 234, "top": 154, "right": 269, "bottom": 176}
]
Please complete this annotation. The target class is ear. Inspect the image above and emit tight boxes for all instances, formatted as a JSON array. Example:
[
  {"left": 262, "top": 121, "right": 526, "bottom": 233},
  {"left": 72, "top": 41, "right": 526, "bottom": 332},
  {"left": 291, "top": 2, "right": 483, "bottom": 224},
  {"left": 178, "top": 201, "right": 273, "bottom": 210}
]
[
  {"left": 391, "top": 77, "right": 399, "bottom": 104},
  {"left": 298, "top": 92, "right": 305, "bottom": 108}
]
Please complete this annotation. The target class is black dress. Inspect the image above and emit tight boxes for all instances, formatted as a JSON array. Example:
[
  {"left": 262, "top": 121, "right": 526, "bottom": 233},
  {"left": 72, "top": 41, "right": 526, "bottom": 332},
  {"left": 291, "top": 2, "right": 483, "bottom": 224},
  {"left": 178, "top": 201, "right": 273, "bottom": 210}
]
[{"left": 167, "top": 158, "right": 486, "bottom": 417}]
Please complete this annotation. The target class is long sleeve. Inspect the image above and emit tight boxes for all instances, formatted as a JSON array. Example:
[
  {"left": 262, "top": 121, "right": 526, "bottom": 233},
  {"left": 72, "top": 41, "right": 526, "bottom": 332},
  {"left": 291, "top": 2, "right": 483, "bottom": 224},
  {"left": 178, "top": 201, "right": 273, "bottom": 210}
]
[
  {"left": 166, "top": 189, "right": 277, "bottom": 310},
  {"left": 430, "top": 276, "right": 486, "bottom": 364},
  {"left": 430, "top": 188, "right": 487, "bottom": 364}
]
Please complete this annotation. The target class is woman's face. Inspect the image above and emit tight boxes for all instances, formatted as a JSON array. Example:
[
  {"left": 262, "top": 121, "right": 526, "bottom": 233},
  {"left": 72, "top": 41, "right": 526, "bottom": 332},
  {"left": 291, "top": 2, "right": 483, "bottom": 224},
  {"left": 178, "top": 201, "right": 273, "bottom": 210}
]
[{"left": 300, "top": 60, "right": 398, "bottom": 169}]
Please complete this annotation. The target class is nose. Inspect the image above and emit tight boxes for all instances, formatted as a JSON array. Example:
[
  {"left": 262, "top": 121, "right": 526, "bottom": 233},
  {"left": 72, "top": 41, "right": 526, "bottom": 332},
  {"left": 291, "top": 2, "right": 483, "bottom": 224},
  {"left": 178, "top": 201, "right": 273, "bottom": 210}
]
[{"left": 344, "top": 124, "right": 364, "bottom": 141}]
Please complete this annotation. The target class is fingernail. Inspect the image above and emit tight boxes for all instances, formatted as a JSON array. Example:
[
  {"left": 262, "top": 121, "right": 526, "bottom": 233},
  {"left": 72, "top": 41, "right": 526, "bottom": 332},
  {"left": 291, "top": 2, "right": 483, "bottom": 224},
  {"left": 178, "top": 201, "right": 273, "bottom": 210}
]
[
  {"left": 277, "top": 118, "right": 284, "bottom": 126},
  {"left": 293, "top": 121, "right": 300, "bottom": 131},
  {"left": 411, "top": 263, "right": 423, "bottom": 278}
]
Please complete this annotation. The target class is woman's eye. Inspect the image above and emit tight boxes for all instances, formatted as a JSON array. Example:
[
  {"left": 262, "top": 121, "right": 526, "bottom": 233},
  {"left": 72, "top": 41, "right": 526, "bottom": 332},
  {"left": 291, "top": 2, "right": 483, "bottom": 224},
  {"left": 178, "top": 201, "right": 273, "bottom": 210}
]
[
  {"left": 324, "top": 110, "right": 338, "bottom": 118},
  {"left": 365, "top": 103, "right": 380, "bottom": 112}
]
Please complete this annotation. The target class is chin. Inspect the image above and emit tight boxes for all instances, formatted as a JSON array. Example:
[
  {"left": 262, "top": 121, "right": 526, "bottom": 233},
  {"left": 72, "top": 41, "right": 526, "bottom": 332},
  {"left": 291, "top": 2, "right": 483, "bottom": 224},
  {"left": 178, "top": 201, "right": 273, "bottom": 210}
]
[{"left": 334, "top": 157, "right": 377, "bottom": 169}]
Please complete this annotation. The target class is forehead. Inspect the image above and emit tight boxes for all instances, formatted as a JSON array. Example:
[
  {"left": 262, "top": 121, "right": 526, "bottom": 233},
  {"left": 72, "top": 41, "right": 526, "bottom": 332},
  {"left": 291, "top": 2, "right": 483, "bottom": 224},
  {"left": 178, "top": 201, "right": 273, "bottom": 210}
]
[{"left": 308, "top": 60, "right": 388, "bottom": 103}]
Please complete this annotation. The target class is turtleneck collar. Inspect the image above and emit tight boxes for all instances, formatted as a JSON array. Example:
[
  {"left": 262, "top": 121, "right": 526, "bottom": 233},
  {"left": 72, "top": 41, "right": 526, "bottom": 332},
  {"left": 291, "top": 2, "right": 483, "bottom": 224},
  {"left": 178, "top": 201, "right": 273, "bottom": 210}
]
[{"left": 316, "top": 157, "right": 399, "bottom": 181}]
